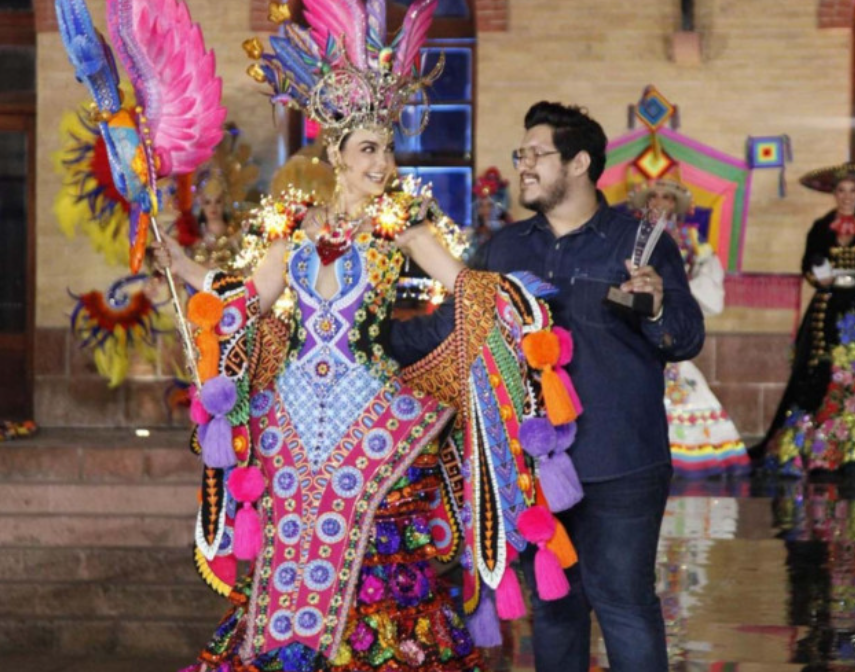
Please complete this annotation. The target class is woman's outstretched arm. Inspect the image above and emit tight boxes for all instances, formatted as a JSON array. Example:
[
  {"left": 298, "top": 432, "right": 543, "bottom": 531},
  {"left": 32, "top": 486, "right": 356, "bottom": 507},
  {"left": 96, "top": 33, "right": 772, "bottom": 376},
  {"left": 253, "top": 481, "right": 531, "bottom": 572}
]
[{"left": 152, "top": 236, "right": 290, "bottom": 314}]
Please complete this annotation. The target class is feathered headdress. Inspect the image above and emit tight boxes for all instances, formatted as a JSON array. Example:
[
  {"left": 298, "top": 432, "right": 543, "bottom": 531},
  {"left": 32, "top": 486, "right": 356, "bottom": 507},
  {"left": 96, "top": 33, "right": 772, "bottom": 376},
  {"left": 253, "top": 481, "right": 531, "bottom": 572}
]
[{"left": 243, "top": 0, "right": 443, "bottom": 144}]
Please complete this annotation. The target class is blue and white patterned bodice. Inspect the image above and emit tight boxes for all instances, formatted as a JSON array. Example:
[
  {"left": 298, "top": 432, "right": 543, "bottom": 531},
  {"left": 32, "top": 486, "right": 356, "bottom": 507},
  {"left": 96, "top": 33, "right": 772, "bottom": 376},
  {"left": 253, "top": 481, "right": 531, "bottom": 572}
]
[{"left": 276, "top": 233, "right": 403, "bottom": 472}]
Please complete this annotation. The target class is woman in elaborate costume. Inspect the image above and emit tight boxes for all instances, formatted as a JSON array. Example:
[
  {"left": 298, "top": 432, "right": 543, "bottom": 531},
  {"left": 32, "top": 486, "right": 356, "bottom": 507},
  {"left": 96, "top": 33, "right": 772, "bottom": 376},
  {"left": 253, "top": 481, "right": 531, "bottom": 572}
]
[
  {"left": 186, "top": 172, "right": 244, "bottom": 269},
  {"left": 630, "top": 178, "right": 750, "bottom": 478},
  {"left": 152, "top": 2, "right": 584, "bottom": 671},
  {"left": 759, "top": 164, "right": 855, "bottom": 477}
]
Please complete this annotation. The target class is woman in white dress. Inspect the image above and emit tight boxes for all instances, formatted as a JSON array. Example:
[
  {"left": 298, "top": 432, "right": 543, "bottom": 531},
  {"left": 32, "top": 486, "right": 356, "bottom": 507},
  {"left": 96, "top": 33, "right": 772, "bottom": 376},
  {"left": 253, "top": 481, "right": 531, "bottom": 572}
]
[{"left": 630, "top": 179, "right": 750, "bottom": 478}]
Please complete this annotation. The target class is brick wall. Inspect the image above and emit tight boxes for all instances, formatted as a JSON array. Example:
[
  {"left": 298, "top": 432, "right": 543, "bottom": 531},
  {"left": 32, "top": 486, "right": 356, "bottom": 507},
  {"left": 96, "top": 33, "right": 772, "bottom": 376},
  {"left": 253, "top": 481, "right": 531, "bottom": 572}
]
[{"left": 818, "top": 0, "right": 854, "bottom": 29}]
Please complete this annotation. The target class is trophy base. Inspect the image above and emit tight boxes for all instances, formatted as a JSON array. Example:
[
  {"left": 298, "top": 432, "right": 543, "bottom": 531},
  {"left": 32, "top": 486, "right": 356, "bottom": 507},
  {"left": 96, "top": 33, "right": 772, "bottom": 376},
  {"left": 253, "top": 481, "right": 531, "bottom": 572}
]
[{"left": 604, "top": 286, "right": 655, "bottom": 318}]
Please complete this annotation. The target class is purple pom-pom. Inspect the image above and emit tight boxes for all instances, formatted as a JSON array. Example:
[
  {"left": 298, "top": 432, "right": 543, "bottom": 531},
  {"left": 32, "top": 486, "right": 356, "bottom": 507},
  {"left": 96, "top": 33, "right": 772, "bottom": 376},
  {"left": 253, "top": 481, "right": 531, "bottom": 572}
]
[
  {"left": 539, "top": 451, "right": 583, "bottom": 512},
  {"left": 519, "top": 417, "right": 556, "bottom": 458},
  {"left": 199, "top": 415, "right": 237, "bottom": 469},
  {"left": 554, "top": 422, "right": 578, "bottom": 451},
  {"left": 200, "top": 375, "right": 238, "bottom": 417},
  {"left": 465, "top": 592, "right": 502, "bottom": 647}
]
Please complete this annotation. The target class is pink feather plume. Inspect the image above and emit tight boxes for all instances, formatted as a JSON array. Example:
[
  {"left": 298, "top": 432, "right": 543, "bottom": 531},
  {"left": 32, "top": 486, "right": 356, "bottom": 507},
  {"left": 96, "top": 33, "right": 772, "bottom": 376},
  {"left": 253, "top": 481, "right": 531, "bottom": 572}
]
[
  {"left": 107, "top": 0, "right": 226, "bottom": 176},
  {"left": 392, "top": 0, "right": 437, "bottom": 77},
  {"left": 303, "top": 0, "right": 368, "bottom": 69}
]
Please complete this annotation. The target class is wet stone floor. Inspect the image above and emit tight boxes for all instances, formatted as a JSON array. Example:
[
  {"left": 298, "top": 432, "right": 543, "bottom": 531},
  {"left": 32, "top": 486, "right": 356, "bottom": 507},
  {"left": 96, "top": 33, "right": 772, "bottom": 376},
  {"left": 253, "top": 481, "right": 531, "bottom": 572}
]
[{"left": 4, "top": 476, "right": 855, "bottom": 672}]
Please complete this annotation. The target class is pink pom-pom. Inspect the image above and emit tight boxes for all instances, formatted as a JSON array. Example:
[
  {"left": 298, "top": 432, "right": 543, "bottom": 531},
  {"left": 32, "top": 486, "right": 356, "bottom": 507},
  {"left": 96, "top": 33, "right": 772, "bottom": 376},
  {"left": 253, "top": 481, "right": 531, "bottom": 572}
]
[
  {"left": 496, "top": 567, "right": 526, "bottom": 620},
  {"left": 534, "top": 545, "right": 571, "bottom": 600},
  {"left": 189, "top": 388, "right": 210, "bottom": 425},
  {"left": 234, "top": 502, "right": 263, "bottom": 560},
  {"left": 553, "top": 327, "right": 574, "bottom": 366},
  {"left": 517, "top": 505, "right": 557, "bottom": 544},
  {"left": 228, "top": 466, "right": 266, "bottom": 503}
]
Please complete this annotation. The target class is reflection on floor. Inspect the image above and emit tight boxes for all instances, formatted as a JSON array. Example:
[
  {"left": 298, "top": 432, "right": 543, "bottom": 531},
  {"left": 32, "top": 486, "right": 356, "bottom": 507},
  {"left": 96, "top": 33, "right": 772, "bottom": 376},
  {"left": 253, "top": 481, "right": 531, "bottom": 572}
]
[
  {"left": 488, "top": 476, "right": 855, "bottom": 672},
  {"left": 3, "top": 477, "right": 854, "bottom": 672}
]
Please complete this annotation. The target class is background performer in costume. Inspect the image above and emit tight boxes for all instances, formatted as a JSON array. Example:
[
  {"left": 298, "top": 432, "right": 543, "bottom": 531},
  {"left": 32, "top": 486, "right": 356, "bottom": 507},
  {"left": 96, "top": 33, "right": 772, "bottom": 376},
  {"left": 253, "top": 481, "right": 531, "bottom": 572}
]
[
  {"left": 758, "top": 164, "right": 855, "bottom": 477},
  {"left": 629, "top": 177, "right": 749, "bottom": 479}
]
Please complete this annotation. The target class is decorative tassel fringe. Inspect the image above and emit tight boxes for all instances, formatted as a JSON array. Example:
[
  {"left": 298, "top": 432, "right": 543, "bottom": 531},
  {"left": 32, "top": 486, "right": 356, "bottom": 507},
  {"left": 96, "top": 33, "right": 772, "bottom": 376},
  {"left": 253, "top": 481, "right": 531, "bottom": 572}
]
[
  {"left": 548, "top": 519, "right": 578, "bottom": 569},
  {"left": 534, "top": 543, "right": 570, "bottom": 600},
  {"left": 518, "top": 505, "right": 570, "bottom": 601},
  {"left": 198, "top": 376, "right": 239, "bottom": 469},
  {"left": 228, "top": 466, "right": 266, "bottom": 561},
  {"left": 199, "top": 416, "right": 237, "bottom": 469},
  {"left": 538, "top": 451, "right": 583, "bottom": 512},
  {"left": 187, "top": 292, "right": 224, "bottom": 384},
  {"left": 541, "top": 367, "right": 577, "bottom": 425},
  {"left": 466, "top": 593, "right": 503, "bottom": 647},
  {"left": 234, "top": 503, "right": 263, "bottom": 560},
  {"left": 555, "top": 367, "right": 583, "bottom": 418},
  {"left": 495, "top": 567, "right": 526, "bottom": 620}
]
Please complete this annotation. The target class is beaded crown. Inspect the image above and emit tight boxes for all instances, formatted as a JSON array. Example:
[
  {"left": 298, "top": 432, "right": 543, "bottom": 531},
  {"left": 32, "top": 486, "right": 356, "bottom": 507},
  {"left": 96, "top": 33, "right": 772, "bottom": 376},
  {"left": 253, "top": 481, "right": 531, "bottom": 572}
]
[{"left": 244, "top": 0, "right": 443, "bottom": 145}]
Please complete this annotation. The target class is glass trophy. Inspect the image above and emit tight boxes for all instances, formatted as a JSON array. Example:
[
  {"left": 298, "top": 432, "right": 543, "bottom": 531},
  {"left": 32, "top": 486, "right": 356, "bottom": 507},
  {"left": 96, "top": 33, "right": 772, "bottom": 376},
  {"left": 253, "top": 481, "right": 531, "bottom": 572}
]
[{"left": 604, "top": 213, "right": 667, "bottom": 317}]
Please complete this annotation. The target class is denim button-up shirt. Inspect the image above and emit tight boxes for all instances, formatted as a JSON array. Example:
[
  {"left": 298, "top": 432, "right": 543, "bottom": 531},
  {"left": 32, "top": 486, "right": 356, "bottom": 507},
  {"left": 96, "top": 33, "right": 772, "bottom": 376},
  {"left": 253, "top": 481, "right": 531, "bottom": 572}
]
[{"left": 390, "top": 201, "right": 705, "bottom": 482}]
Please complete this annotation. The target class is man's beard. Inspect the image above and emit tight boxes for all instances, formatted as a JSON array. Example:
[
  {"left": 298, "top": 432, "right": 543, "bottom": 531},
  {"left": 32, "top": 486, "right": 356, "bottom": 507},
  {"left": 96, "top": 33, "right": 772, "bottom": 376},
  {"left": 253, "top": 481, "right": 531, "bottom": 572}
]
[{"left": 520, "top": 166, "right": 569, "bottom": 213}]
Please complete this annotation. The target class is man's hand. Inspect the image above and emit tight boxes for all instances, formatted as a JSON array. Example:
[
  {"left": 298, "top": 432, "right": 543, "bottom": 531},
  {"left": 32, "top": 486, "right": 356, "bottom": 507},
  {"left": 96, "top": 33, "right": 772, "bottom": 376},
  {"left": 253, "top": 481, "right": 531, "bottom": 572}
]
[{"left": 621, "top": 259, "right": 664, "bottom": 317}]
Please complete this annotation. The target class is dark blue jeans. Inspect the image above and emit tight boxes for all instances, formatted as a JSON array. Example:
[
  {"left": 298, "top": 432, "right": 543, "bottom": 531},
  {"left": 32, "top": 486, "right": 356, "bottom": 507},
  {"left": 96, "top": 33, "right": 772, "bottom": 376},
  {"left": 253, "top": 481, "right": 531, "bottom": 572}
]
[{"left": 520, "top": 463, "right": 672, "bottom": 672}]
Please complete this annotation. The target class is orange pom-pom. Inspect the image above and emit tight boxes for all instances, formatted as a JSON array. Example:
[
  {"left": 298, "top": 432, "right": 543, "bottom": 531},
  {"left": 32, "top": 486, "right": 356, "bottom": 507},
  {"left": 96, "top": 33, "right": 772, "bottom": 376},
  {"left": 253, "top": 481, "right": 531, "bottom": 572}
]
[
  {"left": 196, "top": 332, "right": 220, "bottom": 382},
  {"left": 522, "top": 330, "right": 561, "bottom": 370},
  {"left": 541, "top": 368, "right": 577, "bottom": 425},
  {"left": 547, "top": 519, "right": 578, "bottom": 569},
  {"left": 188, "top": 292, "right": 224, "bottom": 330}
]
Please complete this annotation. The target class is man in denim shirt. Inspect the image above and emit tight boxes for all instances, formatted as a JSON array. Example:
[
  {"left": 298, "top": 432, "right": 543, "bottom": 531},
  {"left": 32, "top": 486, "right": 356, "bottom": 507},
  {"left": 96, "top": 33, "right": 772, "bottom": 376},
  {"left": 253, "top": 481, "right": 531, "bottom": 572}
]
[{"left": 391, "top": 101, "right": 704, "bottom": 672}]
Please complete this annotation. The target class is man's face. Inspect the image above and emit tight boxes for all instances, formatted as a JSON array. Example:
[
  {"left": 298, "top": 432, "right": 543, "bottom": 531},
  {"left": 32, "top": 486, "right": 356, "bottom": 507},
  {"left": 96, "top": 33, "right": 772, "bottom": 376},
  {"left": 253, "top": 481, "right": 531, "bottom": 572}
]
[{"left": 517, "top": 124, "right": 569, "bottom": 213}]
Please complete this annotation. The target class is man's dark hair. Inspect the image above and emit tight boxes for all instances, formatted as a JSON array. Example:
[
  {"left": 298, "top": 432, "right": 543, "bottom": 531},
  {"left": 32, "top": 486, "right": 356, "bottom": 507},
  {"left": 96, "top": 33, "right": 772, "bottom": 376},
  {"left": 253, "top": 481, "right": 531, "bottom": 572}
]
[{"left": 524, "top": 101, "right": 607, "bottom": 184}]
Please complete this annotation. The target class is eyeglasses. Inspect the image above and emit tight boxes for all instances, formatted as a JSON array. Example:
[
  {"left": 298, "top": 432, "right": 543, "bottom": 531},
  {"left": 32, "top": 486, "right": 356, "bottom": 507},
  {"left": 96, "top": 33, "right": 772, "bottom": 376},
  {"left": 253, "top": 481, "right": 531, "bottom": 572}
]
[{"left": 511, "top": 147, "right": 561, "bottom": 169}]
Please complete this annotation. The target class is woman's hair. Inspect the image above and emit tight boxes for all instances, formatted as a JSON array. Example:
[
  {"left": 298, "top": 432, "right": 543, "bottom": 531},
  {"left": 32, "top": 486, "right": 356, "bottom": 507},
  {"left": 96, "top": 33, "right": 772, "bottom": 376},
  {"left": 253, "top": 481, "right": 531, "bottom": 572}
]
[{"left": 524, "top": 101, "right": 607, "bottom": 184}]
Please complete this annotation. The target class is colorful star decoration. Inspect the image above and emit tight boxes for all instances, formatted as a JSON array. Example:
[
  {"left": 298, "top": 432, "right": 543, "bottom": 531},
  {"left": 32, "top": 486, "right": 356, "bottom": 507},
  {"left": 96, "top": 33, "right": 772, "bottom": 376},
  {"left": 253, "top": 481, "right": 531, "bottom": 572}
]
[
  {"left": 633, "top": 85, "right": 677, "bottom": 132},
  {"left": 746, "top": 135, "right": 793, "bottom": 196}
]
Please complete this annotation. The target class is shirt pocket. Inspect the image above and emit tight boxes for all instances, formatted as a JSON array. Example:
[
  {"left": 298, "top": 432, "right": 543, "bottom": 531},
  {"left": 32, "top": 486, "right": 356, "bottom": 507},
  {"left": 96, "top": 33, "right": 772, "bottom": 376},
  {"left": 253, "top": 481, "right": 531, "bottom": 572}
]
[{"left": 569, "top": 266, "right": 629, "bottom": 329}]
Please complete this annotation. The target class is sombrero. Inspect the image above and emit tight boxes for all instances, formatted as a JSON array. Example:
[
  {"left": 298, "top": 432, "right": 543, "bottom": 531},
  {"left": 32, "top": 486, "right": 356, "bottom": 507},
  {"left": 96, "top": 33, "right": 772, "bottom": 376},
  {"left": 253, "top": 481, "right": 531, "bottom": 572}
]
[
  {"left": 799, "top": 162, "right": 855, "bottom": 193},
  {"left": 627, "top": 178, "right": 693, "bottom": 216}
]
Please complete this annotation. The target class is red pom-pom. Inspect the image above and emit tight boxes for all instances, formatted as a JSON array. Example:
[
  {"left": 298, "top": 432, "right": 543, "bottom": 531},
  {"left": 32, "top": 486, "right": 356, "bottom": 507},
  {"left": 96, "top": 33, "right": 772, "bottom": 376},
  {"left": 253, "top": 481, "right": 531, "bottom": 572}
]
[
  {"left": 228, "top": 466, "right": 266, "bottom": 503},
  {"left": 517, "top": 505, "right": 557, "bottom": 544}
]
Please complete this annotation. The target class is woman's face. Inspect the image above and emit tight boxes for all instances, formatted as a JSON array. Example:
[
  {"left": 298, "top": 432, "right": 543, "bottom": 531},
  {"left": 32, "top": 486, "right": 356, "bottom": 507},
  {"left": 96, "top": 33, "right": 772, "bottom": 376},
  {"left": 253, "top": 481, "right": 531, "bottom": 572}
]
[
  {"left": 834, "top": 179, "right": 855, "bottom": 216},
  {"left": 201, "top": 190, "right": 226, "bottom": 231},
  {"left": 647, "top": 188, "right": 677, "bottom": 218},
  {"left": 333, "top": 128, "right": 396, "bottom": 201}
]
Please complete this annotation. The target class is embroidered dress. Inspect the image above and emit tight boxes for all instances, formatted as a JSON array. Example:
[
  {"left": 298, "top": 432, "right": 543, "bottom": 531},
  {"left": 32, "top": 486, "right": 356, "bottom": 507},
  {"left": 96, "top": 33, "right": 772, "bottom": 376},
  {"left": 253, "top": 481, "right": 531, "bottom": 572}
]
[
  {"left": 658, "top": 217, "right": 749, "bottom": 478},
  {"left": 182, "top": 226, "right": 483, "bottom": 671},
  {"left": 761, "top": 212, "right": 855, "bottom": 475}
]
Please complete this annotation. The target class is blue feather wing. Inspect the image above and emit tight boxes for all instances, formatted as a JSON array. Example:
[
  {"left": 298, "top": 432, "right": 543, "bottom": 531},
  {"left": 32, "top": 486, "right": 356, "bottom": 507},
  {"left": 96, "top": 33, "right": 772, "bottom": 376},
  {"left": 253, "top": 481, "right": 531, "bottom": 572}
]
[{"left": 55, "top": 0, "right": 122, "bottom": 114}]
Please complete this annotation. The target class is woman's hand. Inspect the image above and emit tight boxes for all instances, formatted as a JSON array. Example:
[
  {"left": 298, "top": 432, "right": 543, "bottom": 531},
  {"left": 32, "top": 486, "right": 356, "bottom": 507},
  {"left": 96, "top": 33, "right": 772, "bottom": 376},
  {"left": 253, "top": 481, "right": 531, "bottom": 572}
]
[
  {"left": 395, "top": 222, "right": 431, "bottom": 256},
  {"left": 149, "top": 235, "right": 210, "bottom": 291},
  {"left": 150, "top": 235, "right": 184, "bottom": 275}
]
